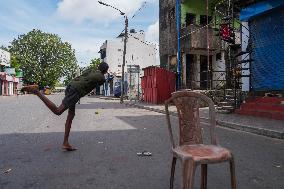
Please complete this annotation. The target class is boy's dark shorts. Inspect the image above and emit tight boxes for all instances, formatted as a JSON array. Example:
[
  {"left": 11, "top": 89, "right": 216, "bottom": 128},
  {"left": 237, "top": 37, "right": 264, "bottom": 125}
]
[{"left": 62, "top": 85, "right": 80, "bottom": 109}]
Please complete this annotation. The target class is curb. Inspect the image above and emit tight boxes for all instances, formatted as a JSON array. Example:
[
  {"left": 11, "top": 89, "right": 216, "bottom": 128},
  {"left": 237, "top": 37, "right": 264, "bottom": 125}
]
[
  {"left": 216, "top": 120, "right": 284, "bottom": 139},
  {"left": 99, "top": 97, "right": 120, "bottom": 101},
  {"left": 125, "top": 103, "right": 284, "bottom": 140}
]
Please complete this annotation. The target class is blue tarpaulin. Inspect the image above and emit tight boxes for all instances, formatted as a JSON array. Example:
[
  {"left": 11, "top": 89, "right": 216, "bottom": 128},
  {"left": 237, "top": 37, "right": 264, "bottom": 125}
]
[{"left": 240, "top": 0, "right": 284, "bottom": 21}]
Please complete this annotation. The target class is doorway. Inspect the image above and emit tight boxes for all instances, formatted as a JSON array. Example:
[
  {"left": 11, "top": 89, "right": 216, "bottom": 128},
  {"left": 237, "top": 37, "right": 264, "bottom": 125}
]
[
  {"left": 186, "top": 54, "right": 194, "bottom": 88},
  {"left": 0, "top": 79, "right": 2, "bottom": 95},
  {"left": 200, "top": 55, "right": 212, "bottom": 89}
]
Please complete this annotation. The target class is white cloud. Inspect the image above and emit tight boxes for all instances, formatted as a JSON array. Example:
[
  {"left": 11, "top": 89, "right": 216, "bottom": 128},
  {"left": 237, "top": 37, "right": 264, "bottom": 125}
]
[
  {"left": 145, "top": 20, "right": 159, "bottom": 43},
  {"left": 56, "top": 0, "right": 159, "bottom": 65},
  {"left": 145, "top": 20, "right": 160, "bottom": 64},
  {"left": 71, "top": 37, "right": 105, "bottom": 66},
  {"left": 57, "top": 0, "right": 157, "bottom": 23},
  {"left": 0, "top": 0, "right": 159, "bottom": 67}
]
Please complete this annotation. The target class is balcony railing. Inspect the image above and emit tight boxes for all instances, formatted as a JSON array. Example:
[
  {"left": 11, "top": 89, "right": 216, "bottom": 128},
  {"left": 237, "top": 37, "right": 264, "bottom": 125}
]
[{"left": 180, "top": 25, "right": 220, "bottom": 52}]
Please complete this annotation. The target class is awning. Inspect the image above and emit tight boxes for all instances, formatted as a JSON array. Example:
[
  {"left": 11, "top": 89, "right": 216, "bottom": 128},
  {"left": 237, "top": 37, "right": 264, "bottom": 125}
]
[
  {"left": 6, "top": 75, "right": 13, "bottom": 82},
  {"left": 13, "top": 77, "right": 20, "bottom": 83},
  {"left": 0, "top": 72, "right": 6, "bottom": 80}
]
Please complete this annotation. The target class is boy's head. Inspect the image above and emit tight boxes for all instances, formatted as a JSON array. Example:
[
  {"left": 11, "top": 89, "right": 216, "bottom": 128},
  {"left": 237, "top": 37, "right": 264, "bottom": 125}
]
[{"left": 98, "top": 62, "right": 109, "bottom": 74}]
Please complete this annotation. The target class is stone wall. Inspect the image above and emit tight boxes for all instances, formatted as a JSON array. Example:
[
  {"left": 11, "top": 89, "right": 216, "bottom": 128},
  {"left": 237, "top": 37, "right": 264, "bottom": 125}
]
[{"left": 159, "top": 0, "right": 177, "bottom": 69}]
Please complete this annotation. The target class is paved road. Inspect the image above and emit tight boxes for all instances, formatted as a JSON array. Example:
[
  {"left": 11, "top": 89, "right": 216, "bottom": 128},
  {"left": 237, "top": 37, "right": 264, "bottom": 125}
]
[{"left": 0, "top": 95, "right": 283, "bottom": 189}]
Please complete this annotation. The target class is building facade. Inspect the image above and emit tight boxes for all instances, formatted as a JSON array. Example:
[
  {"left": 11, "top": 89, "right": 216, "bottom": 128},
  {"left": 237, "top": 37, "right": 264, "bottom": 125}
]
[
  {"left": 0, "top": 49, "right": 21, "bottom": 96},
  {"left": 159, "top": 0, "right": 243, "bottom": 90},
  {"left": 239, "top": 0, "right": 284, "bottom": 92},
  {"left": 100, "top": 29, "right": 157, "bottom": 75},
  {"left": 99, "top": 29, "right": 157, "bottom": 97}
]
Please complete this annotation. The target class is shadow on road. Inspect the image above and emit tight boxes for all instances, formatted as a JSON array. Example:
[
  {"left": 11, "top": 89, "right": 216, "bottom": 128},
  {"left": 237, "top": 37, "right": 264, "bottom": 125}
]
[
  {"left": 0, "top": 114, "right": 283, "bottom": 189},
  {"left": 76, "top": 101, "right": 136, "bottom": 110}
]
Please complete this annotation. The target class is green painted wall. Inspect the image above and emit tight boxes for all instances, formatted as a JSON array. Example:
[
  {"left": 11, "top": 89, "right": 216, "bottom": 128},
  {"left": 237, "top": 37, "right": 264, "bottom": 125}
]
[
  {"left": 181, "top": 0, "right": 219, "bottom": 25},
  {"left": 181, "top": 0, "right": 240, "bottom": 28}
]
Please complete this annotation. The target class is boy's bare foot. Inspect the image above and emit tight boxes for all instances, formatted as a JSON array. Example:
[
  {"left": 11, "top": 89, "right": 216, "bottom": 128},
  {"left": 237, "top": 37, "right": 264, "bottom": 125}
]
[
  {"left": 21, "top": 85, "right": 39, "bottom": 93},
  {"left": 62, "top": 143, "right": 77, "bottom": 151}
]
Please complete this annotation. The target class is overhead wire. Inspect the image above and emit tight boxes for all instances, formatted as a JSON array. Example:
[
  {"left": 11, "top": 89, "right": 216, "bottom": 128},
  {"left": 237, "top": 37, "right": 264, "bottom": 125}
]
[{"left": 111, "top": 1, "right": 158, "bottom": 51}]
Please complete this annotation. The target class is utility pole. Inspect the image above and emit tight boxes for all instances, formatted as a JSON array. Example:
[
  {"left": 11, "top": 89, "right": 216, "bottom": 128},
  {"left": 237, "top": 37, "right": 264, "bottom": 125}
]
[
  {"left": 137, "top": 65, "right": 140, "bottom": 102},
  {"left": 129, "top": 64, "right": 132, "bottom": 101},
  {"left": 120, "top": 16, "right": 128, "bottom": 103},
  {"left": 98, "top": 1, "right": 128, "bottom": 103}
]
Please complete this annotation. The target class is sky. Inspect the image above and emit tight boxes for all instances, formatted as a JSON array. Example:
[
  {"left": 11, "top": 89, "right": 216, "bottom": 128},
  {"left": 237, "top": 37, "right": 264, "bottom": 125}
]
[{"left": 0, "top": 0, "right": 159, "bottom": 67}]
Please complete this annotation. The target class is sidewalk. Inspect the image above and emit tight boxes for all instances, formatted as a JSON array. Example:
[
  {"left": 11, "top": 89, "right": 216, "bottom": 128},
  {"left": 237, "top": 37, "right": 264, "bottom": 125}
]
[{"left": 124, "top": 101, "right": 284, "bottom": 140}]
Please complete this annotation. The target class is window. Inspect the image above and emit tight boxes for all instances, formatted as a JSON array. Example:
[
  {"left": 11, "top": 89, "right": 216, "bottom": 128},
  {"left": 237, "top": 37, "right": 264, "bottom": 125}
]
[
  {"left": 185, "top": 13, "right": 196, "bottom": 26},
  {"left": 100, "top": 50, "right": 106, "bottom": 59},
  {"left": 169, "top": 7, "right": 175, "bottom": 20},
  {"left": 118, "top": 65, "right": 121, "bottom": 67},
  {"left": 216, "top": 53, "right": 222, "bottom": 61},
  {"left": 200, "top": 15, "right": 212, "bottom": 26}
]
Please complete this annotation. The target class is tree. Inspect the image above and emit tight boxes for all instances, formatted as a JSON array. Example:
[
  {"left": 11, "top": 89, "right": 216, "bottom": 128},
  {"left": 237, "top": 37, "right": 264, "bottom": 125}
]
[
  {"left": 89, "top": 58, "right": 101, "bottom": 71},
  {"left": 10, "top": 56, "right": 21, "bottom": 72},
  {"left": 9, "top": 29, "right": 78, "bottom": 88},
  {"left": 0, "top": 45, "right": 8, "bottom": 51},
  {"left": 54, "top": 80, "right": 65, "bottom": 88}
]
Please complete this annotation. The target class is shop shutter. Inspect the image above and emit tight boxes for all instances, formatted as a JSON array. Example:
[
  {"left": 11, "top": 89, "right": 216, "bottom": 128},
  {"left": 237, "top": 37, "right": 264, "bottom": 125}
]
[{"left": 249, "top": 9, "right": 284, "bottom": 91}]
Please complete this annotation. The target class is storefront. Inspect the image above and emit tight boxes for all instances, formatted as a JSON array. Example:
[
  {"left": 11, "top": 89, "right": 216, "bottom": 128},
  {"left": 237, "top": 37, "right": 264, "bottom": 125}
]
[
  {"left": 6, "top": 75, "right": 14, "bottom": 95},
  {"left": 0, "top": 72, "right": 5, "bottom": 95},
  {"left": 0, "top": 72, "right": 19, "bottom": 96},
  {"left": 240, "top": 0, "right": 284, "bottom": 91},
  {"left": 13, "top": 77, "right": 19, "bottom": 94},
  {"left": 0, "top": 78, "right": 2, "bottom": 95}
]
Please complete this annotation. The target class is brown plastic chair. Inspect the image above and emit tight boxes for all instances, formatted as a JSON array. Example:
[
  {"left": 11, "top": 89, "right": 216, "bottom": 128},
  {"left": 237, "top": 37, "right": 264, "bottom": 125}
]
[{"left": 165, "top": 91, "right": 236, "bottom": 189}]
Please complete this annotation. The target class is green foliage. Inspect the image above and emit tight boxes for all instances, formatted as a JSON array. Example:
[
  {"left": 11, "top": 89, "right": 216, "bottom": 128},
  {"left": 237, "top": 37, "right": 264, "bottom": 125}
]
[
  {"left": 209, "top": 0, "right": 221, "bottom": 15},
  {"left": 54, "top": 81, "right": 65, "bottom": 88},
  {"left": 0, "top": 45, "right": 8, "bottom": 51},
  {"left": 89, "top": 58, "right": 101, "bottom": 71},
  {"left": 10, "top": 56, "right": 21, "bottom": 72},
  {"left": 9, "top": 29, "right": 78, "bottom": 88}
]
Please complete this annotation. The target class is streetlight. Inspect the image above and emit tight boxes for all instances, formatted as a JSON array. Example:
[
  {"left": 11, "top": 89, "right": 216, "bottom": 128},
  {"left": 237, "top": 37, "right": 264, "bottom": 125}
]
[{"left": 98, "top": 1, "right": 128, "bottom": 103}]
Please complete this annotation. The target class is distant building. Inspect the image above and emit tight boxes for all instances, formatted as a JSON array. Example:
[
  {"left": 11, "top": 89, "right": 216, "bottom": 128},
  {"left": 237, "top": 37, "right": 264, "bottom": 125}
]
[
  {"left": 0, "top": 49, "right": 10, "bottom": 68},
  {"left": 100, "top": 29, "right": 156, "bottom": 75},
  {"left": 99, "top": 29, "right": 157, "bottom": 96},
  {"left": 0, "top": 49, "right": 21, "bottom": 96}
]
